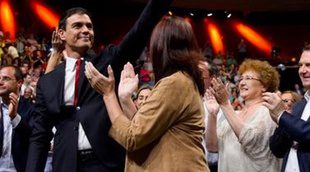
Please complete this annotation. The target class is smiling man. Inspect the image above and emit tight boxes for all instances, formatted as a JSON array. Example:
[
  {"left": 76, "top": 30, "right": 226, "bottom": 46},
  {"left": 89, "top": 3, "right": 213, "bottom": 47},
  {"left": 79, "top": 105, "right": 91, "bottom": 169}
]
[
  {"left": 26, "top": 0, "right": 173, "bottom": 172},
  {"left": 263, "top": 45, "right": 310, "bottom": 172}
]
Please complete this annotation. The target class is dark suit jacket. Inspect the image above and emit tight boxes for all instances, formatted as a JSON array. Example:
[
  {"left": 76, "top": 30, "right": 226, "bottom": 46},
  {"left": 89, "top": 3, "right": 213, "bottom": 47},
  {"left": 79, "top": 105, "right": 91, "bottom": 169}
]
[
  {"left": 270, "top": 98, "right": 310, "bottom": 172},
  {"left": 26, "top": 0, "right": 173, "bottom": 172},
  {"left": 0, "top": 97, "right": 34, "bottom": 172}
]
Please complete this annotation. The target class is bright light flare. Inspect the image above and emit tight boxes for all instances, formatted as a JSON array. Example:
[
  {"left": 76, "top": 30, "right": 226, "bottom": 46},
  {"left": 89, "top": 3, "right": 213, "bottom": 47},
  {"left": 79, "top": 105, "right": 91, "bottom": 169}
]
[
  {"left": 31, "top": 1, "right": 59, "bottom": 28},
  {"left": 233, "top": 21, "right": 272, "bottom": 55},
  {"left": 204, "top": 19, "right": 225, "bottom": 54},
  {"left": 0, "top": 0, "right": 16, "bottom": 40}
]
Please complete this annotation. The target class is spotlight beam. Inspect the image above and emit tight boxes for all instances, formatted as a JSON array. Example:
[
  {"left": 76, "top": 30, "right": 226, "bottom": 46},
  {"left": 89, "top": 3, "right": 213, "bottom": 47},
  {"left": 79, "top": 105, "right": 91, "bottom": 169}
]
[
  {"left": 31, "top": 1, "right": 60, "bottom": 29},
  {"left": 204, "top": 19, "right": 225, "bottom": 55},
  {"left": 0, "top": 0, "right": 16, "bottom": 40},
  {"left": 233, "top": 21, "right": 272, "bottom": 55}
]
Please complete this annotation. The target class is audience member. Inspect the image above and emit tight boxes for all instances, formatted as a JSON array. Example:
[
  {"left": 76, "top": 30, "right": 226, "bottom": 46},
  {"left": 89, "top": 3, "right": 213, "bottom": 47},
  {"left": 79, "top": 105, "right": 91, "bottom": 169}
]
[
  {"left": 264, "top": 45, "right": 310, "bottom": 172},
  {"left": 85, "top": 15, "right": 209, "bottom": 171},
  {"left": 206, "top": 59, "right": 281, "bottom": 171},
  {"left": 133, "top": 85, "right": 152, "bottom": 109},
  {"left": 0, "top": 66, "right": 33, "bottom": 172},
  {"left": 281, "top": 90, "right": 302, "bottom": 113}
]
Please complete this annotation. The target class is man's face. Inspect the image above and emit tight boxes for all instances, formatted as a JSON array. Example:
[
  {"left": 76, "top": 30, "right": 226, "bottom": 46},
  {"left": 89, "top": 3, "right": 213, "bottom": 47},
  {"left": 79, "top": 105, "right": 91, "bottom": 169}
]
[
  {"left": 19, "top": 64, "right": 29, "bottom": 75},
  {"left": 298, "top": 51, "right": 310, "bottom": 89},
  {"left": 135, "top": 89, "right": 152, "bottom": 109},
  {"left": 24, "top": 87, "right": 33, "bottom": 99},
  {"left": 0, "top": 67, "right": 21, "bottom": 97},
  {"left": 24, "top": 74, "right": 32, "bottom": 84},
  {"left": 59, "top": 14, "right": 94, "bottom": 53}
]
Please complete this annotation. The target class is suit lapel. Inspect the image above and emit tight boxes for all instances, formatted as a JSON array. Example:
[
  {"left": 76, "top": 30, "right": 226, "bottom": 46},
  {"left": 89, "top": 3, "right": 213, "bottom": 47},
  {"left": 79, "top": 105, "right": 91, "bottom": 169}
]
[
  {"left": 54, "top": 62, "right": 66, "bottom": 106},
  {"left": 292, "top": 98, "right": 307, "bottom": 117}
]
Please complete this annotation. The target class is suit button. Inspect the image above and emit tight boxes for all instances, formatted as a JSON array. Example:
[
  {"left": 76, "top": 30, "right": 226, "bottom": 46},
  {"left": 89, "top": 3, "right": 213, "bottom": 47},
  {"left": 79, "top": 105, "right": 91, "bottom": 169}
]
[{"left": 76, "top": 106, "right": 81, "bottom": 110}]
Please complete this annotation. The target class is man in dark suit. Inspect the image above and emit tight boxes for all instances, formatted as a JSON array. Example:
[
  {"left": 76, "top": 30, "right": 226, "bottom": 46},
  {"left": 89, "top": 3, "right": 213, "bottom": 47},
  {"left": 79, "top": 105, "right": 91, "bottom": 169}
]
[
  {"left": 26, "top": 0, "right": 173, "bottom": 172},
  {"left": 263, "top": 45, "right": 310, "bottom": 172},
  {"left": 0, "top": 65, "right": 33, "bottom": 172}
]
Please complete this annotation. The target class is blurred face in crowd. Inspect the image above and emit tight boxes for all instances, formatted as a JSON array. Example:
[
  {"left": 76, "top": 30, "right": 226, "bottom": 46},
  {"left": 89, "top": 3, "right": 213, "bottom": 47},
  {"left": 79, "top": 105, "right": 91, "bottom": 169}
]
[
  {"left": 59, "top": 14, "right": 94, "bottom": 54},
  {"left": 24, "top": 74, "right": 32, "bottom": 84},
  {"left": 281, "top": 92, "right": 294, "bottom": 112},
  {"left": 24, "top": 87, "right": 33, "bottom": 99},
  {"left": 298, "top": 50, "right": 310, "bottom": 90},
  {"left": 30, "top": 80, "right": 38, "bottom": 90},
  {"left": 135, "top": 88, "right": 152, "bottom": 109},
  {"left": 0, "top": 67, "right": 22, "bottom": 98},
  {"left": 33, "top": 67, "right": 42, "bottom": 77},
  {"left": 238, "top": 70, "right": 265, "bottom": 100},
  {"left": 198, "top": 61, "right": 212, "bottom": 88},
  {"left": 19, "top": 63, "right": 30, "bottom": 76}
]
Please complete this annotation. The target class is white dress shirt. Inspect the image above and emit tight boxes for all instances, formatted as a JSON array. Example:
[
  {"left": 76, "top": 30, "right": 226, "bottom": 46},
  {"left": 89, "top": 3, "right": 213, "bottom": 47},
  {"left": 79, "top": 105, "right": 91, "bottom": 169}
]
[
  {"left": 64, "top": 57, "right": 92, "bottom": 150},
  {"left": 0, "top": 100, "right": 21, "bottom": 172},
  {"left": 284, "top": 91, "right": 310, "bottom": 172}
]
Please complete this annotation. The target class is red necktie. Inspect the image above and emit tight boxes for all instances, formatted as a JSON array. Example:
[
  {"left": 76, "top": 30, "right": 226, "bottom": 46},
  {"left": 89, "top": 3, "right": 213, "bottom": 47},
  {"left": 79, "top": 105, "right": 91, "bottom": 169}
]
[{"left": 74, "top": 59, "right": 81, "bottom": 106}]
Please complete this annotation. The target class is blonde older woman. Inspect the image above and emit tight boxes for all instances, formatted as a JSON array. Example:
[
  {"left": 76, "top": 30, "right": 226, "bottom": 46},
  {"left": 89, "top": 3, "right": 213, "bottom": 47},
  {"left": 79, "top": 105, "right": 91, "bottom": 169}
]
[{"left": 206, "top": 59, "right": 281, "bottom": 172}]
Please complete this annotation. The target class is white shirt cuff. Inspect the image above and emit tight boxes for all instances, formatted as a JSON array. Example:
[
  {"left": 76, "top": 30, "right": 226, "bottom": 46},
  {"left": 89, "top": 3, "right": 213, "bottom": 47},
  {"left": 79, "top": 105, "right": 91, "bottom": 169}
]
[{"left": 11, "top": 114, "right": 21, "bottom": 128}]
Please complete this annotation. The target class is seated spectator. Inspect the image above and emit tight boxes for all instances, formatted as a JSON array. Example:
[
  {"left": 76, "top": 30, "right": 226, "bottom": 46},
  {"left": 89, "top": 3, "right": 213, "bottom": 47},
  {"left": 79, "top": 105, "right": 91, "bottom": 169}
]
[
  {"left": 6, "top": 42, "right": 19, "bottom": 59},
  {"left": 281, "top": 90, "right": 302, "bottom": 113}
]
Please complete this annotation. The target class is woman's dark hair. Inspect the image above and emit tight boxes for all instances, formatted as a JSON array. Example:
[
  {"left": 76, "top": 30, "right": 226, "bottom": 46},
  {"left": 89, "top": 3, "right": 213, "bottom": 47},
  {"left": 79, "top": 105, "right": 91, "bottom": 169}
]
[{"left": 149, "top": 15, "right": 205, "bottom": 95}]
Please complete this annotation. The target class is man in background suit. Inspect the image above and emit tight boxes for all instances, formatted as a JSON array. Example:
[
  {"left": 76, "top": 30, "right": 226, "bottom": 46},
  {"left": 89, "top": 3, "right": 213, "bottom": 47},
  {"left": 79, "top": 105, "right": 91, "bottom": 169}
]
[
  {"left": 263, "top": 45, "right": 310, "bottom": 172},
  {"left": 26, "top": 0, "right": 173, "bottom": 171},
  {"left": 0, "top": 65, "right": 33, "bottom": 172}
]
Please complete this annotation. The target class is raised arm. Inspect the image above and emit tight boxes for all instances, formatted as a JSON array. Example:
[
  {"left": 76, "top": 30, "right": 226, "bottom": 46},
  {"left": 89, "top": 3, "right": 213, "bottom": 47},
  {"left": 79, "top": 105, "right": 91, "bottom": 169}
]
[
  {"left": 110, "top": 0, "right": 173, "bottom": 71},
  {"left": 45, "top": 30, "right": 64, "bottom": 74},
  {"left": 211, "top": 78, "right": 245, "bottom": 138},
  {"left": 118, "top": 63, "right": 139, "bottom": 119},
  {"left": 86, "top": 65, "right": 194, "bottom": 152},
  {"left": 204, "top": 89, "right": 219, "bottom": 152}
]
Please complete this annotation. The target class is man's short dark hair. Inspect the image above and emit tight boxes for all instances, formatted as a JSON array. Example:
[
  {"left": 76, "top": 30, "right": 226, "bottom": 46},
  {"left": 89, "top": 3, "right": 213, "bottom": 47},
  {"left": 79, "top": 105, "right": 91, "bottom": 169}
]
[
  {"left": 1, "top": 65, "right": 24, "bottom": 81},
  {"left": 58, "top": 7, "right": 91, "bottom": 30}
]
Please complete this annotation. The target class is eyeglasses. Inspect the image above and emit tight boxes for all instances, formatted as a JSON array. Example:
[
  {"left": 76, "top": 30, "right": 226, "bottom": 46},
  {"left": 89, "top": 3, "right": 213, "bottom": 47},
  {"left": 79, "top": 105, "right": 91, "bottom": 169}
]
[
  {"left": 238, "top": 75, "right": 261, "bottom": 82},
  {"left": 282, "top": 99, "right": 294, "bottom": 103},
  {"left": 0, "top": 76, "right": 16, "bottom": 82}
]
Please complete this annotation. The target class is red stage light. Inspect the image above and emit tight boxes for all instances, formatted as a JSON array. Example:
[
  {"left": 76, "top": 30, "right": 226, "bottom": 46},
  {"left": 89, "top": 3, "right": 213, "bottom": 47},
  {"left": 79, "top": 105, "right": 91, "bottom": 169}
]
[
  {"left": 204, "top": 19, "right": 225, "bottom": 55},
  {"left": 31, "top": 1, "right": 60, "bottom": 29},
  {"left": 0, "top": 0, "right": 16, "bottom": 40},
  {"left": 233, "top": 21, "right": 272, "bottom": 56}
]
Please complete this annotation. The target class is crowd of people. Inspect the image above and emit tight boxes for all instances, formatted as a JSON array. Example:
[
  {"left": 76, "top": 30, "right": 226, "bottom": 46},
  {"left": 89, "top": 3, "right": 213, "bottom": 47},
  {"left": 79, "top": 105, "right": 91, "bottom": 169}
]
[{"left": 0, "top": 0, "right": 309, "bottom": 172}]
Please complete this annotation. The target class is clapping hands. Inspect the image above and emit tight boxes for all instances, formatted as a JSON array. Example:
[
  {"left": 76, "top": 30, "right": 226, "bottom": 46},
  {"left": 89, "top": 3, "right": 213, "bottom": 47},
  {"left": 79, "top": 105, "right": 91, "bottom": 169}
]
[
  {"left": 8, "top": 92, "right": 18, "bottom": 120},
  {"left": 210, "top": 78, "right": 230, "bottom": 105},
  {"left": 118, "top": 62, "right": 139, "bottom": 100},
  {"left": 204, "top": 89, "right": 220, "bottom": 117},
  {"left": 85, "top": 62, "right": 115, "bottom": 96}
]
